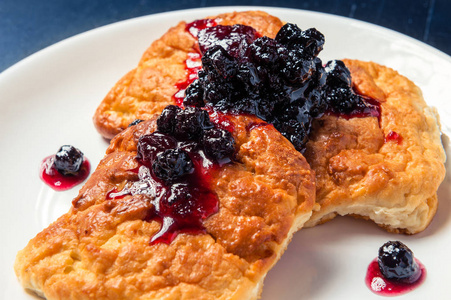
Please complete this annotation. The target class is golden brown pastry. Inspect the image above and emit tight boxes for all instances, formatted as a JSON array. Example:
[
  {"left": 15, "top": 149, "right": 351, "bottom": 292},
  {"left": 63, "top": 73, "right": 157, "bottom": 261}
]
[
  {"left": 304, "top": 60, "right": 446, "bottom": 234},
  {"left": 15, "top": 115, "right": 315, "bottom": 299},
  {"left": 93, "top": 11, "right": 284, "bottom": 139},
  {"left": 92, "top": 10, "right": 445, "bottom": 234}
]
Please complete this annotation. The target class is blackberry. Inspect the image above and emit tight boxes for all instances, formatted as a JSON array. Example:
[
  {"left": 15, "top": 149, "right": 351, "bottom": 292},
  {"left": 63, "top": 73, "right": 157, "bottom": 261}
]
[
  {"left": 197, "top": 24, "right": 257, "bottom": 57},
  {"left": 152, "top": 149, "right": 194, "bottom": 182},
  {"left": 166, "top": 183, "right": 192, "bottom": 205},
  {"left": 184, "top": 79, "right": 204, "bottom": 107},
  {"left": 157, "top": 105, "right": 181, "bottom": 134},
  {"left": 275, "top": 23, "right": 304, "bottom": 49},
  {"left": 249, "top": 37, "right": 281, "bottom": 67},
  {"left": 202, "top": 45, "right": 237, "bottom": 79},
  {"left": 325, "top": 60, "right": 352, "bottom": 88},
  {"left": 299, "top": 28, "right": 325, "bottom": 57},
  {"left": 275, "top": 24, "right": 324, "bottom": 57},
  {"left": 202, "top": 128, "right": 235, "bottom": 160},
  {"left": 378, "top": 241, "right": 420, "bottom": 282},
  {"left": 174, "top": 106, "right": 213, "bottom": 140},
  {"left": 187, "top": 23, "right": 375, "bottom": 152},
  {"left": 54, "top": 145, "right": 84, "bottom": 175},
  {"left": 136, "top": 132, "right": 177, "bottom": 165},
  {"left": 128, "top": 119, "right": 144, "bottom": 127}
]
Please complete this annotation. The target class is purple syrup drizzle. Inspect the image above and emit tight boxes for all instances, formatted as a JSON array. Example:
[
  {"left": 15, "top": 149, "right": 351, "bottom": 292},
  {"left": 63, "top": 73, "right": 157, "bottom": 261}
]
[{"left": 365, "top": 258, "right": 426, "bottom": 296}]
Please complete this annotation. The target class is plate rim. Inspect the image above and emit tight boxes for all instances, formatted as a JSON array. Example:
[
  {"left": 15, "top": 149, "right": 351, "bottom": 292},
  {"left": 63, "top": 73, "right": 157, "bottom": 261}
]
[{"left": 2, "top": 5, "right": 450, "bottom": 79}]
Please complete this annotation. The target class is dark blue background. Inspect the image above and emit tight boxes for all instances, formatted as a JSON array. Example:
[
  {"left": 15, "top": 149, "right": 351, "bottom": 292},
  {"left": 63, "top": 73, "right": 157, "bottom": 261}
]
[{"left": 1, "top": 0, "right": 450, "bottom": 72}]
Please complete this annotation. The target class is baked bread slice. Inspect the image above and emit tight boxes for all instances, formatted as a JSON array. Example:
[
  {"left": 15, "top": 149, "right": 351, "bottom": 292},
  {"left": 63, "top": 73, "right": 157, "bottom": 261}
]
[
  {"left": 93, "top": 11, "right": 284, "bottom": 139},
  {"left": 304, "top": 59, "right": 446, "bottom": 233},
  {"left": 15, "top": 114, "right": 315, "bottom": 299}
]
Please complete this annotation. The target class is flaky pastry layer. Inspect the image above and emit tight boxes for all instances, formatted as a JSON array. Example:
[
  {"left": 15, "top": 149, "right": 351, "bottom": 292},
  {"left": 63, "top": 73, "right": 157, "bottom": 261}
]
[
  {"left": 304, "top": 60, "right": 446, "bottom": 233},
  {"left": 93, "top": 9, "right": 446, "bottom": 234}
]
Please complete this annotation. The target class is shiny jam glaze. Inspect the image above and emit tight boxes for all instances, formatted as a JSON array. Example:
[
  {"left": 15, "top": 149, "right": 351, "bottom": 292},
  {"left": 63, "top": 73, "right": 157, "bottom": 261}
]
[
  {"left": 172, "top": 19, "right": 219, "bottom": 106},
  {"left": 385, "top": 131, "right": 403, "bottom": 144},
  {"left": 109, "top": 141, "right": 221, "bottom": 244},
  {"left": 108, "top": 106, "right": 236, "bottom": 245},
  {"left": 365, "top": 258, "right": 426, "bottom": 296},
  {"left": 180, "top": 20, "right": 381, "bottom": 152},
  {"left": 40, "top": 155, "right": 90, "bottom": 191},
  {"left": 328, "top": 95, "right": 381, "bottom": 120},
  {"left": 173, "top": 52, "right": 202, "bottom": 106},
  {"left": 186, "top": 18, "right": 218, "bottom": 38},
  {"left": 109, "top": 140, "right": 221, "bottom": 245}
]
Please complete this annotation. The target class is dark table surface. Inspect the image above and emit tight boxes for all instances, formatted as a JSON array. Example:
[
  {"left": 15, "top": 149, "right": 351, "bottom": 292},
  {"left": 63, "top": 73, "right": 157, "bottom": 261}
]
[{"left": 1, "top": 0, "right": 450, "bottom": 73}]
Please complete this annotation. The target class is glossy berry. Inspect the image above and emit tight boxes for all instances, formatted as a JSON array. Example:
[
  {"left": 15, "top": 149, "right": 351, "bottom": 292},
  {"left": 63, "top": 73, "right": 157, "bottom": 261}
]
[
  {"left": 378, "top": 241, "right": 420, "bottom": 282},
  {"left": 128, "top": 119, "right": 144, "bottom": 127},
  {"left": 325, "top": 60, "right": 352, "bottom": 87},
  {"left": 54, "top": 145, "right": 84, "bottom": 175},
  {"left": 174, "top": 106, "right": 213, "bottom": 140},
  {"left": 184, "top": 79, "right": 204, "bottom": 107},
  {"left": 152, "top": 149, "right": 194, "bottom": 182},
  {"left": 202, "top": 128, "right": 235, "bottom": 160},
  {"left": 157, "top": 105, "right": 181, "bottom": 134},
  {"left": 184, "top": 23, "right": 376, "bottom": 152},
  {"left": 166, "top": 183, "right": 193, "bottom": 205},
  {"left": 136, "top": 132, "right": 177, "bottom": 165}
]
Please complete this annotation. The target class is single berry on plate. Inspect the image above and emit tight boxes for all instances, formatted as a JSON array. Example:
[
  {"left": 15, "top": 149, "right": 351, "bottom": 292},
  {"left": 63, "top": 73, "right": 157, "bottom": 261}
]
[
  {"left": 152, "top": 149, "right": 194, "bottom": 182},
  {"left": 202, "top": 128, "right": 235, "bottom": 160},
  {"left": 54, "top": 145, "right": 84, "bottom": 175},
  {"left": 378, "top": 241, "right": 420, "bottom": 282}
]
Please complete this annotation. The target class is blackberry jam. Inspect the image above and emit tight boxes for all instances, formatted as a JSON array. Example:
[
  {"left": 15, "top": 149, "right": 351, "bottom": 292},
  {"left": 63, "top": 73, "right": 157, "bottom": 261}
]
[
  {"left": 365, "top": 241, "right": 426, "bottom": 296},
  {"left": 108, "top": 106, "right": 235, "bottom": 244},
  {"left": 40, "top": 146, "right": 90, "bottom": 191},
  {"left": 179, "top": 20, "right": 380, "bottom": 152}
]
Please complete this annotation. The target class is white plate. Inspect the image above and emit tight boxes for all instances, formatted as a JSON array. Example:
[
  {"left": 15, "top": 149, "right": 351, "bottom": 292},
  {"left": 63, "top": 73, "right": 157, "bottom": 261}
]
[{"left": 1, "top": 6, "right": 451, "bottom": 300}]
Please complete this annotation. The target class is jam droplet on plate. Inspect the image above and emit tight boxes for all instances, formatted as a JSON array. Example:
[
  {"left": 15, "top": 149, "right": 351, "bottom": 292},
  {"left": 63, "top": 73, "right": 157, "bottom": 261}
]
[
  {"left": 40, "top": 154, "right": 90, "bottom": 191},
  {"left": 366, "top": 241, "right": 426, "bottom": 296},
  {"left": 366, "top": 258, "right": 426, "bottom": 296}
]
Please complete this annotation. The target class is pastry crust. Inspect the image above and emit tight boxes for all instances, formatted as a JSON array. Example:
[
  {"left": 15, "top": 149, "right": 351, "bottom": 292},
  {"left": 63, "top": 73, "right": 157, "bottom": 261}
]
[
  {"left": 15, "top": 115, "right": 315, "bottom": 300},
  {"left": 93, "top": 11, "right": 284, "bottom": 139},
  {"left": 304, "top": 60, "right": 446, "bottom": 233},
  {"left": 92, "top": 10, "right": 446, "bottom": 234}
]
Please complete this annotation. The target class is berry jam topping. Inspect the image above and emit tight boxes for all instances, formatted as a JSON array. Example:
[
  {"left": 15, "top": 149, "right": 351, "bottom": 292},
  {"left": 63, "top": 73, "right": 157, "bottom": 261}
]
[
  {"left": 186, "top": 18, "right": 218, "bottom": 38},
  {"left": 110, "top": 106, "right": 236, "bottom": 244},
  {"left": 40, "top": 146, "right": 90, "bottom": 191},
  {"left": 197, "top": 24, "right": 258, "bottom": 57},
  {"left": 183, "top": 22, "right": 380, "bottom": 152},
  {"left": 366, "top": 241, "right": 426, "bottom": 296}
]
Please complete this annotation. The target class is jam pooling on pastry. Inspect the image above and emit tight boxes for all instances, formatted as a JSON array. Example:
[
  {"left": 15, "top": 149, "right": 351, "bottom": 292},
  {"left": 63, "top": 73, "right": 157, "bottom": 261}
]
[
  {"left": 109, "top": 106, "right": 235, "bottom": 244},
  {"left": 385, "top": 131, "right": 403, "bottom": 144},
  {"left": 40, "top": 146, "right": 90, "bottom": 191},
  {"left": 179, "top": 20, "right": 380, "bottom": 152},
  {"left": 366, "top": 241, "right": 426, "bottom": 296}
]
